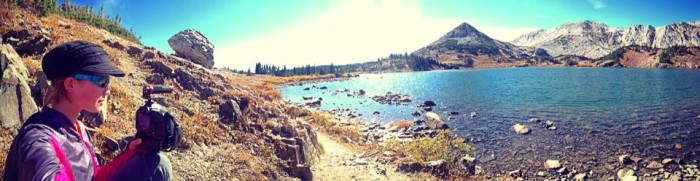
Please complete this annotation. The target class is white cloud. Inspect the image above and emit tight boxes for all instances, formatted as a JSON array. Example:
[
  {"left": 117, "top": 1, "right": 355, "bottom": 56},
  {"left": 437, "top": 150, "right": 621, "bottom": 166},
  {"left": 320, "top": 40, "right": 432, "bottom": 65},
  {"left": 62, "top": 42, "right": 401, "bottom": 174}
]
[
  {"left": 214, "top": 1, "right": 539, "bottom": 70},
  {"left": 588, "top": 0, "right": 606, "bottom": 9}
]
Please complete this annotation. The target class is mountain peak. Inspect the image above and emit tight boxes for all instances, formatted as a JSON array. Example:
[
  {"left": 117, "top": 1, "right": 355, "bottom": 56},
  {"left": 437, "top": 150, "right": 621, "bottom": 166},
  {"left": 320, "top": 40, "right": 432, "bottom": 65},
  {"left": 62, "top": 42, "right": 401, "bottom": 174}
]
[{"left": 443, "top": 22, "right": 488, "bottom": 39}]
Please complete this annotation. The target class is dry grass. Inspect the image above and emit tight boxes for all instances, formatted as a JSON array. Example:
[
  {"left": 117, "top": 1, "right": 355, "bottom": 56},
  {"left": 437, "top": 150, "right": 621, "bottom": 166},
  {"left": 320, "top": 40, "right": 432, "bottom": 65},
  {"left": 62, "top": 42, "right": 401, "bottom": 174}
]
[
  {"left": 391, "top": 119, "right": 413, "bottom": 130},
  {"left": 383, "top": 130, "right": 474, "bottom": 163},
  {"left": 305, "top": 112, "right": 362, "bottom": 143}
]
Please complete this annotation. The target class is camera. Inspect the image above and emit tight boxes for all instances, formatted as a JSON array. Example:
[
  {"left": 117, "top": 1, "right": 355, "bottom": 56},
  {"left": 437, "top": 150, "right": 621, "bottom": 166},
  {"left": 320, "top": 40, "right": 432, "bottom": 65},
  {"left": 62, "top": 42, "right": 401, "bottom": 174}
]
[{"left": 135, "top": 85, "right": 182, "bottom": 153}]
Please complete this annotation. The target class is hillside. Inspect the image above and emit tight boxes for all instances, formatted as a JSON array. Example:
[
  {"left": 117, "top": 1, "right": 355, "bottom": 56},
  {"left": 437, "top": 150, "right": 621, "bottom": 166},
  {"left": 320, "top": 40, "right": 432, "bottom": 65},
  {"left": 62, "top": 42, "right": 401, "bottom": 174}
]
[
  {"left": 0, "top": 4, "right": 327, "bottom": 180},
  {"left": 596, "top": 45, "right": 700, "bottom": 68}
]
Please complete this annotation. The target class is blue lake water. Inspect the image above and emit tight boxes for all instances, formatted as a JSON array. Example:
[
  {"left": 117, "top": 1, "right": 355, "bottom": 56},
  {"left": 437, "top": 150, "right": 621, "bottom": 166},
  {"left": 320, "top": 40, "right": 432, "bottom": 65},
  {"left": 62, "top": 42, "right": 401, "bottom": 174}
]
[{"left": 281, "top": 67, "right": 700, "bottom": 175}]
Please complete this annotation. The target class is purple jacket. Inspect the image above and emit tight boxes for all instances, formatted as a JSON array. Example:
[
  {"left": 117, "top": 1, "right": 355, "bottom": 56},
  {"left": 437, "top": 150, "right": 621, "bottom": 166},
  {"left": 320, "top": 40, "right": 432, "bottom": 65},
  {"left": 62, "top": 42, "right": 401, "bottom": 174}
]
[{"left": 3, "top": 107, "right": 99, "bottom": 181}]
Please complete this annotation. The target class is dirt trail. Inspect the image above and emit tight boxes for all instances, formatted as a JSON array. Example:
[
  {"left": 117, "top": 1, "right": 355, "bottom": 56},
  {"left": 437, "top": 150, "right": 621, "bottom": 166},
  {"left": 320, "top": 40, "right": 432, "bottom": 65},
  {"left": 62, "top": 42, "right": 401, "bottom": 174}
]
[{"left": 311, "top": 133, "right": 435, "bottom": 181}]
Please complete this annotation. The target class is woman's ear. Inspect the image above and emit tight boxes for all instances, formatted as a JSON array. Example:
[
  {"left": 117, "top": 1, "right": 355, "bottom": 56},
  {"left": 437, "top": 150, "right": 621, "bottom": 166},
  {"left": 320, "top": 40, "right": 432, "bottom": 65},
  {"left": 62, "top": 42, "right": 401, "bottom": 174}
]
[{"left": 63, "top": 77, "right": 76, "bottom": 93}]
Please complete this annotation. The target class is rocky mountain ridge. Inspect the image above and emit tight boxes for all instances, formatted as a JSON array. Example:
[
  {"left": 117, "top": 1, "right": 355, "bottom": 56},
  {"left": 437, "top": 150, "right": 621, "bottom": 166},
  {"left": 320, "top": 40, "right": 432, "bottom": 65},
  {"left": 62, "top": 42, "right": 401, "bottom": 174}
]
[
  {"left": 412, "top": 22, "right": 555, "bottom": 68},
  {"left": 512, "top": 20, "right": 700, "bottom": 58}
]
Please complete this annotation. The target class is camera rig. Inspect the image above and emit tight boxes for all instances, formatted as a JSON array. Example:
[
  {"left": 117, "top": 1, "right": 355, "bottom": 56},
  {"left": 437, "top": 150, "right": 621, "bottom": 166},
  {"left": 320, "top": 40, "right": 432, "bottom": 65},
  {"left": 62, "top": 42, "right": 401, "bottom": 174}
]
[{"left": 135, "top": 85, "right": 182, "bottom": 153}]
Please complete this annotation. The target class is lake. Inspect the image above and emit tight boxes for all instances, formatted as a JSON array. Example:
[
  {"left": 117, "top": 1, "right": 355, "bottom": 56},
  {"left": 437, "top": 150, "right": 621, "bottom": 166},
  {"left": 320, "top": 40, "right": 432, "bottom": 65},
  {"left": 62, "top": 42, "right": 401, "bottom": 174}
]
[{"left": 280, "top": 67, "right": 700, "bottom": 177}]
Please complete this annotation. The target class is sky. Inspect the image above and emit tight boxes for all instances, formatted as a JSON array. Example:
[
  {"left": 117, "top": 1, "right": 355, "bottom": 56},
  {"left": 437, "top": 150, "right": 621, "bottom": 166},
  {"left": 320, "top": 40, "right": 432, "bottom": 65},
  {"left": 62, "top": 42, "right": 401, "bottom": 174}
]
[{"left": 66, "top": 0, "right": 700, "bottom": 70}]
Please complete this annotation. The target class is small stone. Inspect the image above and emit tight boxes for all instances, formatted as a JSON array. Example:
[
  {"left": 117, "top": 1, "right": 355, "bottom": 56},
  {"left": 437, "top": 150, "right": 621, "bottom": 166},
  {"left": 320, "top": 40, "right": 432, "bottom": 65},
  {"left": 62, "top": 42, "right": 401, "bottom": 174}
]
[
  {"left": 662, "top": 158, "right": 675, "bottom": 165},
  {"left": 647, "top": 161, "right": 664, "bottom": 169},
  {"left": 619, "top": 154, "right": 632, "bottom": 164},
  {"left": 474, "top": 165, "right": 483, "bottom": 175},
  {"left": 546, "top": 120, "right": 554, "bottom": 127},
  {"left": 537, "top": 171, "right": 546, "bottom": 177},
  {"left": 675, "top": 143, "right": 682, "bottom": 149},
  {"left": 547, "top": 126, "right": 557, "bottom": 130},
  {"left": 558, "top": 166, "right": 569, "bottom": 174},
  {"left": 383, "top": 151, "right": 395, "bottom": 157},
  {"left": 617, "top": 168, "right": 635, "bottom": 179},
  {"left": 545, "top": 160, "right": 561, "bottom": 169},
  {"left": 529, "top": 118, "right": 541, "bottom": 123},
  {"left": 621, "top": 175, "right": 637, "bottom": 181},
  {"left": 574, "top": 173, "right": 587, "bottom": 181},
  {"left": 508, "top": 170, "right": 521, "bottom": 177}
]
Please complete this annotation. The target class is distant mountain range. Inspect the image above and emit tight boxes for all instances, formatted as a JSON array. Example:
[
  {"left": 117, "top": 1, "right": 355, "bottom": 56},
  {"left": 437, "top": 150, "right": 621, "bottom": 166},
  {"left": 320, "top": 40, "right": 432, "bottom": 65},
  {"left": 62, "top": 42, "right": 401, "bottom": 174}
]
[
  {"left": 330, "top": 20, "right": 700, "bottom": 73},
  {"left": 511, "top": 20, "right": 700, "bottom": 58}
]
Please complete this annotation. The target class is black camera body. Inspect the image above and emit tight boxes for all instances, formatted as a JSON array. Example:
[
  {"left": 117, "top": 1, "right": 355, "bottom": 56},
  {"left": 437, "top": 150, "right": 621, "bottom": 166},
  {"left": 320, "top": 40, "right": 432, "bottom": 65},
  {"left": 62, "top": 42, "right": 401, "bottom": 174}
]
[{"left": 135, "top": 85, "right": 182, "bottom": 153}]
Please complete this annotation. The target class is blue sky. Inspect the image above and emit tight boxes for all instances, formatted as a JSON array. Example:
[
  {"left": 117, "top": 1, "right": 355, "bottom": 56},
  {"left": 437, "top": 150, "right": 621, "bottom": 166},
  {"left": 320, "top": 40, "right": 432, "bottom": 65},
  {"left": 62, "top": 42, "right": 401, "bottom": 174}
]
[{"left": 67, "top": 0, "right": 700, "bottom": 70}]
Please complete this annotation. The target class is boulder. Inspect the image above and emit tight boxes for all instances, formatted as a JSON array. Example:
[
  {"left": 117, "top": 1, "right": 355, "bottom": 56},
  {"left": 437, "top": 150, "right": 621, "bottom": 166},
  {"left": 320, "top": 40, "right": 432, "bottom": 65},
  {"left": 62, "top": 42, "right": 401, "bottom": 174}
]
[
  {"left": 424, "top": 112, "right": 448, "bottom": 129},
  {"left": 2, "top": 27, "right": 52, "bottom": 56},
  {"left": 513, "top": 124, "right": 530, "bottom": 134},
  {"left": 1, "top": 44, "right": 38, "bottom": 128},
  {"left": 218, "top": 99, "right": 244, "bottom": 125},
  {"left": 168, "top": 29, "right": 215, "bottom": 69}
]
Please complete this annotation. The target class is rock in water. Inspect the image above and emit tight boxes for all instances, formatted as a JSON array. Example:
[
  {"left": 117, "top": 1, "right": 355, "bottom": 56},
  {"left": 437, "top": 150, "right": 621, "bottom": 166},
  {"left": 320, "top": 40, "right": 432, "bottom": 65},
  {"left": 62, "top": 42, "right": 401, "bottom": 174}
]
[
  {"left": 544, "top": 160, "right": 561, "bottom": 169},
  {"left": 424, "top": 112, "right": 449, "bottom": 129},
  {"left": 513, "top": 124, "right": 530, "bottom": 134},
  {"left": 168, "top": 29, "right": 215, "bottom": 68}
]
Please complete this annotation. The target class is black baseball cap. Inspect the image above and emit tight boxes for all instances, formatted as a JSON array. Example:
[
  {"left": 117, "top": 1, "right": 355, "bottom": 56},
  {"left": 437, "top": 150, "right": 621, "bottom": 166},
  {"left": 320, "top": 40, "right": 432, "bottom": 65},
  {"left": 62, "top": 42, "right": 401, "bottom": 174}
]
[{"left": 42, "top": 40, "right": 125, "bottom": 79}]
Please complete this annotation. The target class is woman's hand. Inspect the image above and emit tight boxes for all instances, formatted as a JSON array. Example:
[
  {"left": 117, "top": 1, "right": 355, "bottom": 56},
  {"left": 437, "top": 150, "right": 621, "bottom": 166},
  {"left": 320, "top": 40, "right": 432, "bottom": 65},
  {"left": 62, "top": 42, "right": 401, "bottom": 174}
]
[{"left": 126, "top": 138, "right": 142, "bottom": 152}]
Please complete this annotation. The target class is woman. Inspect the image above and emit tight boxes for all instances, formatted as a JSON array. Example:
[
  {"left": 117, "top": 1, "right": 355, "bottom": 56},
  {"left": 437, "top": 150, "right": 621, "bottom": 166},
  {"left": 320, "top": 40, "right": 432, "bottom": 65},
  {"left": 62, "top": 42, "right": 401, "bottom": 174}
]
[{"left": 3, "top": 40, "right": 171, "bottom": 181}]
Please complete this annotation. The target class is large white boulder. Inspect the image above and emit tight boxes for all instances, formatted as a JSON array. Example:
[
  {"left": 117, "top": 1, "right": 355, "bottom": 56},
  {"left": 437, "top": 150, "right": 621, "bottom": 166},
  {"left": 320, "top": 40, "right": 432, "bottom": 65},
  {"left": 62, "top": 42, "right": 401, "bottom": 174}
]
[{"left": 168, "top": 29, "right": 215, "bottom": 69}]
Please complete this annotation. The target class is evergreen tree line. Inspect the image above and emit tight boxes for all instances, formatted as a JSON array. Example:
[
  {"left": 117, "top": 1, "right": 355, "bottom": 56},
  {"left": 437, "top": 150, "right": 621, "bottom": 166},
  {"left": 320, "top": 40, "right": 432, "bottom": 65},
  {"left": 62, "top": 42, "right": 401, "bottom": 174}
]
[
  {"left": 241, "top": 53, "right": 439, "bottom": 77},
  {"left": 2, "top": 0, "right": 141, "bottom": 44},
  {"left": 253, "top": 62, "right": 339, "bottom": 77}
]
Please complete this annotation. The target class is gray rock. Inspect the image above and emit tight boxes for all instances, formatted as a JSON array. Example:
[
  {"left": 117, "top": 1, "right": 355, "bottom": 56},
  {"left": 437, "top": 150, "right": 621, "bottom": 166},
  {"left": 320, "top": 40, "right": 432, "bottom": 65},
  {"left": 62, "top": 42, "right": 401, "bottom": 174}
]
[
  {"left": 397, "top": 162, "right": 422, "bottom": 172},
  {"left": 145, "top": 74, "right": 166, "bottom": 85},
  {"left": 218, "top": 99, "right": 244, "bottom": 126},
  {"left": 168, "top": 29, "right": 215, "bottom": 69},
  {"left": 1, "top": 44, "right": 38, "bottom": 128},
  {"left": 619, "top": 154, "right": 632, "bottom": 164},
  {"left": 103, "top": 39, "right": 126, "bottom": 50},
  {"left": 529, "top": 118, "right": 541, "bottom": 123},
  {"left": 647, "top": 161, "right": 664, "bottom": 169},
  {"left": 103, "top": 136, "right": 120, "bottom": 152},
  {"left": 424, "top": 112, "right": 449, "bottom": 129},
  {"left": 127, "top": 45, "right": 144, "bottom": 57},
  {"left": 513, "top": 124, "right": 531, "bottom": 134},
  {"left": 146, "top": 59, "right": 175, "bottom": 77},
  {"left": 2, "top": 27, "right": 52, "bottom": 56}
]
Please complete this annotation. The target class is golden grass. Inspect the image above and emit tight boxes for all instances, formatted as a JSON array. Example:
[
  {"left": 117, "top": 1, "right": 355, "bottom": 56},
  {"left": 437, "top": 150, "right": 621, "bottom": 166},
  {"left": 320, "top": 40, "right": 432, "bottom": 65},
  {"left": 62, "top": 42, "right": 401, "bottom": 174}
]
[
  {"left": 391, "top": 119, "right": 413, "bottom": 131},
  {"left": 306, "top": 112, "right": 362, "bottom": 143},
  {"left": 179, "top": 111, "right": 225, "bottom": 148},
  {"left": 383, "top": 130, "right": 474, "bottom": 163}
]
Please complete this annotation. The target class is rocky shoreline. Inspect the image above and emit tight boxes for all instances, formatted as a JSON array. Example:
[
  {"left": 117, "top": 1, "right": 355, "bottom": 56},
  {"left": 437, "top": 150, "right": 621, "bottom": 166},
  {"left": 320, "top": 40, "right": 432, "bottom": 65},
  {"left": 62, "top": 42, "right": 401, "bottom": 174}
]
[{"left": 286, "top": 80, "right": 700, "bottom": 180}]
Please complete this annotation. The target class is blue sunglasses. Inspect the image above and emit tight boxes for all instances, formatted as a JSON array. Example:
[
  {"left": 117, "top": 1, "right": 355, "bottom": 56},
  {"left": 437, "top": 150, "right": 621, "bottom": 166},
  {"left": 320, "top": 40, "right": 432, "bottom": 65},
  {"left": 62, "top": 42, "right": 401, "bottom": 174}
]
[{"left": 73, "top": 73, "right": 110, "bottom": 88}]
